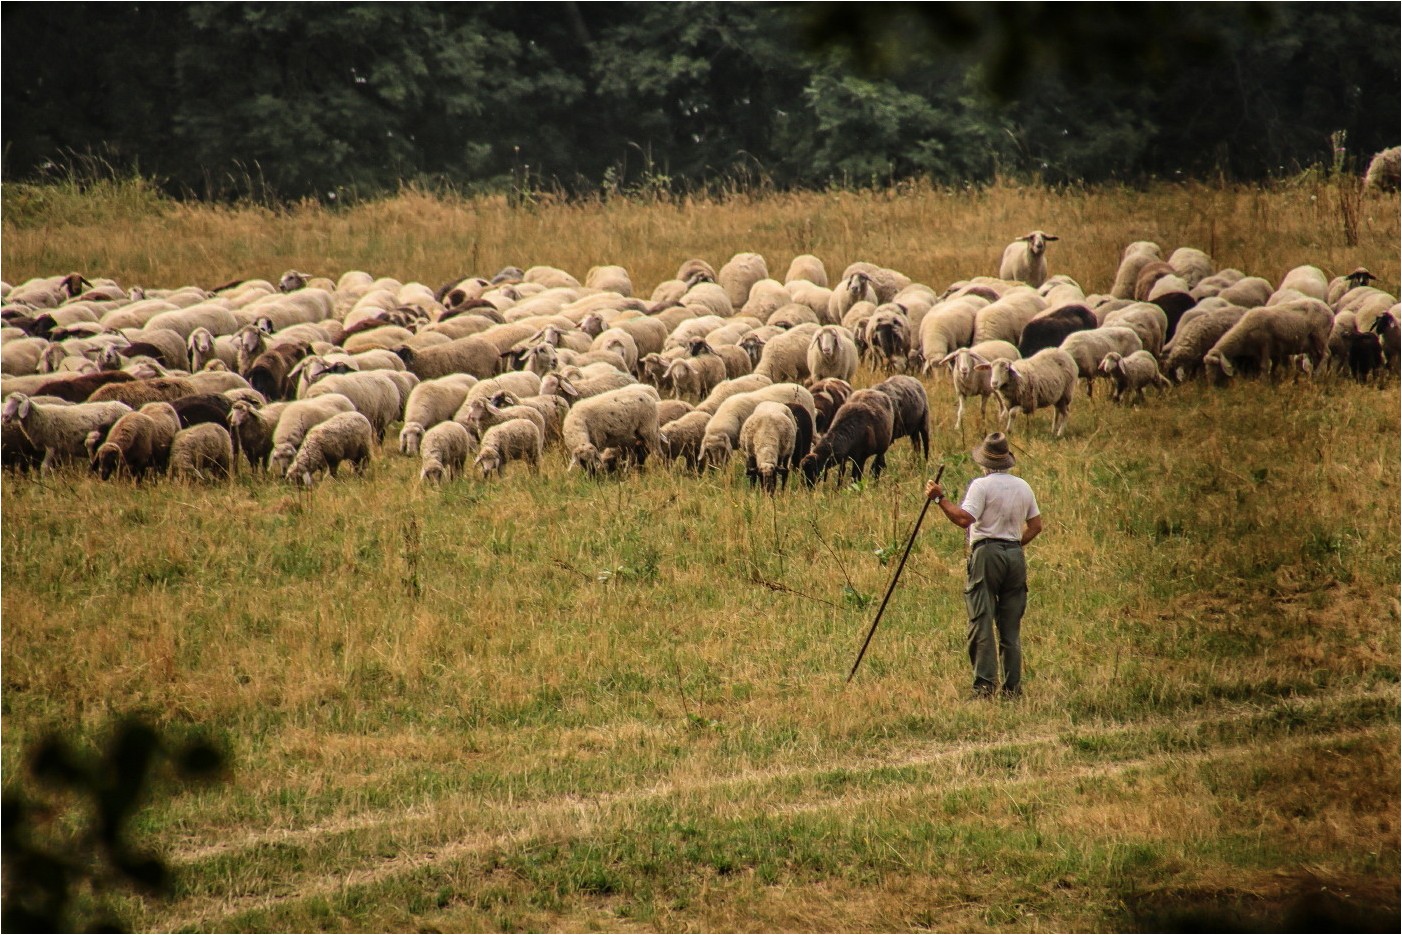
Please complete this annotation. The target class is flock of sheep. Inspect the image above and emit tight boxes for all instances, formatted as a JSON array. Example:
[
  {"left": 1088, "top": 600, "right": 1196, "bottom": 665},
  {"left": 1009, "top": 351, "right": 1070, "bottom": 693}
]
[{"left": 2, "top": 236, "right": 1397, "bottom": 492}]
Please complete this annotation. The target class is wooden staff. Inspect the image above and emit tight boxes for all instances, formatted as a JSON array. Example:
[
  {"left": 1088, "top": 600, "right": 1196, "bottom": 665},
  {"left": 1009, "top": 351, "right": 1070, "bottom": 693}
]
[{"left": 846, "top": 463, "right": 944, "bottom": 683}]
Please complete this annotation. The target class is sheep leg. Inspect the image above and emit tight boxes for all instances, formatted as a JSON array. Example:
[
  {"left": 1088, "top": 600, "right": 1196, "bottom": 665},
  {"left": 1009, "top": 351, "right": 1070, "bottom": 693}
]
[
  {"left": 954, "top": 395, "right": 965, "bottom": 430},
  {"left": 1053, "top": 404, "right": 1069, "bottom": 438},
  {"left": 872, "top": 452, "right": 887, "bottom": 480}
]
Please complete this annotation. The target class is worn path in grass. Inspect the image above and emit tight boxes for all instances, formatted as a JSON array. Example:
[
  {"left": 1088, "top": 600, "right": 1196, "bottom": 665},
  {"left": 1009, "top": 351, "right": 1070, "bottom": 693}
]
[{"left": 151, "top": 682, "right": 1397, "bottom": 931}]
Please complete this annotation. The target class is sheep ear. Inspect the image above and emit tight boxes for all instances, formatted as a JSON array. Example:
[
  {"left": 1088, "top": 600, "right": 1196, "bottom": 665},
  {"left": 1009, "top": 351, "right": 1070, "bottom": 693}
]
[
  {"left": 975, "top": 363, "right": 991, "bottom": 371},
  {"left": 937, "top": 352, "right": 957, "bottom": 366},
  {"left": 1044, "top": 235, "right": 1059, "bottom": 241}
]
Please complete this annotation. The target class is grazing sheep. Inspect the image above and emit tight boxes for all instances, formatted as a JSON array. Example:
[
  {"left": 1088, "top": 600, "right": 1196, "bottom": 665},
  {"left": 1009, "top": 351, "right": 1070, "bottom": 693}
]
[
  {"left": 1101, "top": 303, "right": 1169, "bottom": 356},
  {"left": 592, "top": 327, "right": 640, "bottom": 373},
  {"left": 767, "top": 302, "right": 820, "bottom": 329},
  {"left": 1162, "top": 307, "right": 1250, "bottom": 383},
  {"left": 1132, "top": 261, "right": 1177, "bottom": 302},
  {"left": 972, "top": 290, "right": 1046, "bottom": 346},
  {"left": 168, "top": 423, "right": 235, "bottom": 481},
  {"left": 698, "top": 382, "right": 815, "bottom": 469},
  {"left": 938, "top": 341, "right": 1019, "bottom": 430},
  {"left": 871, "top": 374, "right": 930, "bottom": 459},
  {"left": 1339, "top": 329, "right": 1386, "bottom": 383},
  {"left": 1216, "top": 276, "right": 1273, "bottom": 309},
  {"left": 799, "top": 389, "right": 895, "bottom": 487},
  {"left": 659, "top": 410, "right": 712, "bottom": 471},
  {"left": 805, "top": 325, "right": 860, "bottom": 382},
  {"left": 395, "top": 336, "right": 502, "bottom": 380},
  {"left": 584, "top": 265, "right": 633, "bottom": 296},
  {"left": 864, "top": 306, "right": 912, "bottom": 372},
  {"left": 1017, "top": 303, "right": 1097, "bottom": 357},
  {"left": 999, "top": 231, "right": 1059, "bottom": 287},
  {"left": 806, "top": 377, "right": 853, "bottom": 433},
  {"left": 1364, "top": 146, "right": 1401, "bottom": 192},
  {"left": 92, "top": 410, "right": 166, "bottom": 480},
  {"left": 718, "top": 253, "right": 769, "bottom": 310},
  {"left": 665, "top": 350, "right": 728, "bottom": 402},
  {"left": 754, "top": 322, "right": 820, "bottom": 382},
  {"left": 465, "top": 371, "right": 543, "bottom": 404},
  {"left": 1168, "top": 248, "right": 1214, "bottom": 290},
  {"left": 169, "top": 393, "right": 234, "bottom": 429},
  {"left": 1099, "top": 351, "right": 1171, "bottom": 404},
  {"left": 1275, "top": 265, "right": 1329, "bottom": 303},
  {"left": 302, "top": 371, "right": 402, "bottom": 442},
  {"left": 455, "top": 396, "right": 548, "bottom": 444},
  {"left": 562, "top": 384, "right": 662, "bottom": 475},
  {"left": 1, "top": 393, "right": 132, "bottom": 472},
  {"left": 1190, "top": 269, "right": 1246, "bottom": 302},
  {"left": 2, "top": 337, "right": 51, "bottom": 376},
  {"left": 917, "top": 296, "right": 984, "bottom": 374},
  {"left": 398, "top": 374, "right": 478, "bottom": 455},
  {"left": 986, "top": 348, "right": 1077, "bottom": 438},
  {"left": 246, "top": 340, "right": 312, "bottom": 401},
  {"left": 84, "top": 376, "right": 195, "bottom": 408},
  {"left": 227, "top": 400, "right": 289, "bottom": 471},
  {"left": 696, "top": 373, "right": 774, "bottom": 415},
  {"left": 268, "top": 394, "right": 358, "bottom": 476},
  {"left": 286, "top": 411, "right": 375, "bottom": 487},
  {"left": 539, "top": 368, "right": 635, "bottom": 405},
  {"left": 1203, "top": 300, "right": 1333, "bottom": 382},
  {"left": 739, "top": 401, "right": 797, "bottom": 493},
  {"left": 419, "top": 420, "right": 477, "bottom": 483},
  {"left": 1372, "top": 309, "right": 1400, "bottom": 372},
  {"left": 784, "top": 254, "right": 828, "bottom": 288},
  {"left": 1326, "top": 268, "right": 1378, "bottom": 307},
  {"left": 1059, "top": 327, "right": 1143, "bottom": 396},
  {"left": 841, "top": 262, "right": 911, "bottom": 303}
]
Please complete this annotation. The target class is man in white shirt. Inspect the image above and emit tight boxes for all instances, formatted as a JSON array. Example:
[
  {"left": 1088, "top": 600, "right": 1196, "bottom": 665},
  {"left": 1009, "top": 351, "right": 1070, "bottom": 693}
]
[{"left": 925, "top": 432, "right": 1042, "bottom": 698}]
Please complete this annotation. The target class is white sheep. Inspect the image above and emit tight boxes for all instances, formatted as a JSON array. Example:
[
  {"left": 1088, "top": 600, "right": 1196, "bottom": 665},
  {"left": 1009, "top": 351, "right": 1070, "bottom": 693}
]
[
  {"left": 286, "top": 411, "right": 375, "bottom": 486},
  {"left": 754, "top": 322, "right": 820, "bottom": 382},
  {"left": 972, "top": 290, "right": 1046, "bottom": 345},
  {"left": 1, "top": 393, "right": 131, "bottom": 472},
  {"left": 1167, "top": 248, "right": 1214, "bottom": 290},
  {"left": 301, "top": 371, "right": 403, "bottom": 442},
  {"left": 465, "top": 371, "right": 543, "bottom": 404},
  {"left": 840, "top": 262, "right": 911, "bottom": 303},
  {"left": 561, "top": 383, "right": 661, "bottom": 474},
  {"left": 917, "top": 296, "right": 985, "bottom": 374},
  {"left": 695, "top": 373, "right": 774, "bottom": 414},
  {"left": 938, "top": 340, "right": 1019, "bottom": 429},
  {"left": 473, "top": 418, "right": 544, "bottom": 478},
  {"left": 168, "top": 423, "right": 235, "bottom": 481},
  {"left": 493, "top": 391, "right": 570, "bottom": 446},
  {"left": 268, "top": 394, "right": 357, "bottom": 476},
  {"left": 1162, "top": 307, "right": 1250, "bottom": 383},
  {"left": 1364, "top": 146, "right": 1401, "bottom": 192},
  {"left": 398, "top": 374, "right": 478, "bottom": 455},
  {"left": 584, "top": 264, "right": 633, "bottom": 296},
  {"left": 658, "top": 410, "right": 712, "bottom": 471},
  {"left": 998, "top": 231, "right": 1059, "bottom": 287},
  {"left": 1099, "top": 351, "right": 1171, "bottom": 404},
  {"left": 826, "top": 272, "right": 878, "bottom": 325},
  {"left": 739, "top": 401, "right": 798, "bottom": 493},
  {"left": 1059, "top": 326, "right": 1143, "bottom": 396},
  {"left": 1110, "top": 242, "right": 1163, "bottom": 299},
  {"left": 1274, "top": 265, "right": 1329, "bottom": 303},
  {"left": 539, "top": 368, "right": 635, "bottom": 404},
  {"left": 985, "top": 348, "right": 1077, "bottom": 438},
  {"left": 419, "top": 420, "right": 477, "bottom": 484},
  {"left": 1101, "top": 303, "right": 1169, "bottom": 356},
  {"left": 698, "top": 382, "right": 815, "bottom": 469},
  {"left": 805, "top": 325, "right": 860, "bottom": 382},
  {"left": 718, "top": 253, "right": 769, "bottom": 310},
  {"left": 784, "top": 254, "right": 828, "bottom": 288},
  {"left": 664, "top": 353, "right": 727, "bottom": 402}
]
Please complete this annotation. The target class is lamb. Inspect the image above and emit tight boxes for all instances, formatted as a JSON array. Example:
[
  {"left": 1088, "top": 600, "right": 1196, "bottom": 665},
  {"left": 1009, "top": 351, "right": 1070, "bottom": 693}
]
[
  {"left": 92, "top": 410, "right": 167, "bottom": 480},
  {"left": 664, "top": 352, "right": 727, "bottom": 402},
  {"left": 1338, "top": 329, "right": 1386, "bottom": 383},
  {"left": 754, "top": 322, "right": 820, "bottom": 382},
  {"left": 985, "top": 348, "right": 1077, "bottom": 438},
  {"left": 658, "top": 410, "right": 712, "bottom": 471},
  {"left": 938, "top": 341, "right": 1019, "bottom": 430},
  {"left": 1059, "top": 327, "right": 1143, "bottom": 396},
  {"left": 739, "top": 401, "right": 798, "bottom": 493},
  {"left": 302, "top": 371, "right": 403, "bottom": 442},
  {"left": 1, "top": 393, "right": 132, "bottom": 472},
  {"left": 972, "top": 290, "right": 1046, "bottom": 346},
  {"left": 1372, "top": 309, "right": 1400, "bottom": 372},
  {"left": 168, "top": 423, "right": 235, "bottom": 481},
  {"left": 395, "top": 335, "right": 502, "bottom": 380},
  {"left": 227, "top": 400, "right": 289, "bottom": 471},
  {"left": 805, "top": 325, "right": 860, "bottom": 382},
  {"left": 1363, "top": 145, "right": 1401, "bottom": 192},
  {"left": 398, "top": 374, "right": 478, "bottom": 456},
  {"left": 1099, "top": 351, "right": 1171, "bottom": 404},
  {"left": 998, "top": 231, "right": 1059, "bottom": 288},
  {"left": 1017, "top": 303, "right": 1097, "bottom": 357},
  {"left": 491, "top": 392, "right": 570, "bottom": 445},
  {"left": 267, "top": 394, "right": 358, "bottom": 475},
  {"left": 1202, "top": 300, "right": 1333, "bottom": 382},
  {"left": 419, "top": 421, "right": 477, "bottom": 484},
  {"left": 784, "top": 254, "right": 828, "bottom": 288},
  {"left": 799, "top": 389, "right": 895, "bottom": 487},
  {"left": 286, "top": 411, "right": 375, "bottom": 487},
  {"left": 871, "top": 374, "right": 930, "bottom": 459},
  {"left": 561, "top": 384, "right": 661, "bottom": 474},
  {"left": 1162, "top": 306, "right": 1250, "bottom": 383}
]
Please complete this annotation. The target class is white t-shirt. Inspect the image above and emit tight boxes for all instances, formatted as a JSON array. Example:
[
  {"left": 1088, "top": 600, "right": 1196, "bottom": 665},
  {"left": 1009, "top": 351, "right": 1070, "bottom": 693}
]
[{"left": 961, "top": 471, "right": 1039, "bottom": 545}]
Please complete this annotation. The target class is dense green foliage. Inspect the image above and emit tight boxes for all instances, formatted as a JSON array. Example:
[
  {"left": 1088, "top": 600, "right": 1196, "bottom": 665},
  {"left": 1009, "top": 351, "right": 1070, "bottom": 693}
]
[{"left": 3, "top": 2, "right": 1398, "bottom": 200}]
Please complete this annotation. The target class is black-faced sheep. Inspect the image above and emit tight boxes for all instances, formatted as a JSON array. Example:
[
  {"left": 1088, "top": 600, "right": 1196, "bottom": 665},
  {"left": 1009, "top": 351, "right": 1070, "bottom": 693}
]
[{"left": 799, "top": 388, "right": 895, "bottom": 487}]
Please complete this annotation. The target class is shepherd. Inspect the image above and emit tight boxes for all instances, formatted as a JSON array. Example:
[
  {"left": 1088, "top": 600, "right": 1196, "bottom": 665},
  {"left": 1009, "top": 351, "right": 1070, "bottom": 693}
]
[{"left": 925, "top": 432, "right": 1042, "bottom": 699}]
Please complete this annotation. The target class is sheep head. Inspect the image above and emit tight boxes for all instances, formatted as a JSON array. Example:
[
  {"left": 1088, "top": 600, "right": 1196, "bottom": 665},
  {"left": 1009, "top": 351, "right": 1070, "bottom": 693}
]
[
  {"left": 1099, "top": 352, "right": 1124, "bottom": 376},
  {"left": 399, "top": 422, "right": 424, "bottom": 456},
  {"left": 279, "top": 270, "right": 311, "bottom": 293},
  {"left": 569, "top": 444, "right": 603, "bottom": 475},
  {"left": 474, "top": 448, "right": 502, "bottom": 477},
  {"left": 1022, "top": 231, "right": 1059, "bottom": 256}
]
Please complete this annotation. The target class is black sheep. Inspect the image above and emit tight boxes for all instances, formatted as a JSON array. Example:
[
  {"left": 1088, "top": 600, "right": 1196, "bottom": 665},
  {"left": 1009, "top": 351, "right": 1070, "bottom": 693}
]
[
  {"left": 247, "top": 342, "right": 311, "bottom": 401},
  {"left": 170, "top": 393, "right": 235, "bottom": 429},
  {"left": 786, "top": 402, "right": 815, "bottom": 470},
  {"left": 799, "top": 389, "right": 894, "bottom": 487},
  {"left": 1342, "top": 330, "right": 1385, "bottom": 382},
  {"left": 32, "top": 370, "right": 136, "bottom": 402},
  {"left": 1017, "top": 304, "right": 1097, "bottom": 357},
  {"left": 871, "top": 374, "right": 929, "bottom": 459}
]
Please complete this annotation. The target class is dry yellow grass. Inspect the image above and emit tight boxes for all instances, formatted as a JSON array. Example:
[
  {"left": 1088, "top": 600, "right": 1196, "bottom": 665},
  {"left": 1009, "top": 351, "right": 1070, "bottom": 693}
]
[{"left": 2, "top": 181, "right": 1398, "bottom": 932}]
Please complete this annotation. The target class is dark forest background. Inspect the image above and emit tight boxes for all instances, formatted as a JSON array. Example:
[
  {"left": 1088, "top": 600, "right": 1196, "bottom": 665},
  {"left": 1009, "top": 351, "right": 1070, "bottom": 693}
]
[{"left": 3, "top": 2, "right": 1398, "bottom": 202}]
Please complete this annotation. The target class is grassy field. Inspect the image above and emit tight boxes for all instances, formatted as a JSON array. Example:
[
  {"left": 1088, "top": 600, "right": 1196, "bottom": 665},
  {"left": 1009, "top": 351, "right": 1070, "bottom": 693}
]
[{"left": 2, "top": 180, "right": 1399, "bottom": 932}]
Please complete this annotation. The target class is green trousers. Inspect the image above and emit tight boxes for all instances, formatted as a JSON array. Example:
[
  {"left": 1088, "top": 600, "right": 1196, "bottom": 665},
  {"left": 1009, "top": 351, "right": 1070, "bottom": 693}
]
[{"left": 964, "top": 539, "right": 1027, "bottom": 695}]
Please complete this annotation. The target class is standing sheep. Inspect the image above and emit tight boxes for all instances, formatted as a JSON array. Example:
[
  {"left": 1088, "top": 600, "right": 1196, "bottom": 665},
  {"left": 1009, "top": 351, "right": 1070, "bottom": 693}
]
[
  {"left": 1098, "top": 351, "right": 1171, "bottom": 404},
  {"left": 419, "top": 421, "right": 477, "bottom": 484},
  {"left": 718, "top": 253, "right": 770, "bottom": 311},
  {"left": 739, "top": 401, "right": 798, "bottom": 493},
  {"left": 286, "top": 411, "right": 375, "bottom": 487},
  {"left": 398, "top": 374, "right": 478, "bottom": 455},
  {"left": 561, "top": 384, "right": 661, "bottom": 475},
  {"left": 1, "top": 394, "right": 132, "bottom": 472},
  {"left": 871, "top": 375, "right": 930, "bottom": 460},
  {"left": 985, "top": 348, "right": 1078, "bottom": 438},
  {"left": 999, "top": 231, "right": 1059, "bottom": 288},
  {"left": 799, "top": 389, "right": 895, "bottom": 487},
  {"left": 938, "top": 341, "right": 1019, "bottom": 430},
  {"left": 168, "top": 423, "right": 235, "bottom": 481},
  {"left": 1203, "top": 300, "right": 1333, "bottom": 382},
  {"left": 805, "top": 325, "right": 859, "bottom": 382},
  {"left": 1059, "top": 327, "right": 1143, "bottom": 397}
]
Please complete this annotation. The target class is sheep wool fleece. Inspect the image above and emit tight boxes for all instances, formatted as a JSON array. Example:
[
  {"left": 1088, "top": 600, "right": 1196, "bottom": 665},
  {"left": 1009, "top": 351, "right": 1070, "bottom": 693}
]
[{"left": 961, "top": 473, "right": 1039, "bottom": 695}]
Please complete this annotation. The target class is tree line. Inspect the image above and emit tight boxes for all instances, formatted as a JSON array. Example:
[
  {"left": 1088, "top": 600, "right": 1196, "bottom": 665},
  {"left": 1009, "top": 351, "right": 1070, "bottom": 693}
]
[{"left": 3, "top": 2, "right": 1397, "bottom": 202}]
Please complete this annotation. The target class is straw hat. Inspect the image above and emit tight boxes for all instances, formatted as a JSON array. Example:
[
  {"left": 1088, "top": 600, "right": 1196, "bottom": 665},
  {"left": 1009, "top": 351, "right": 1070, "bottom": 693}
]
[{"left": 972, "top": 432, "right": 1015, "bottom": 470}]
